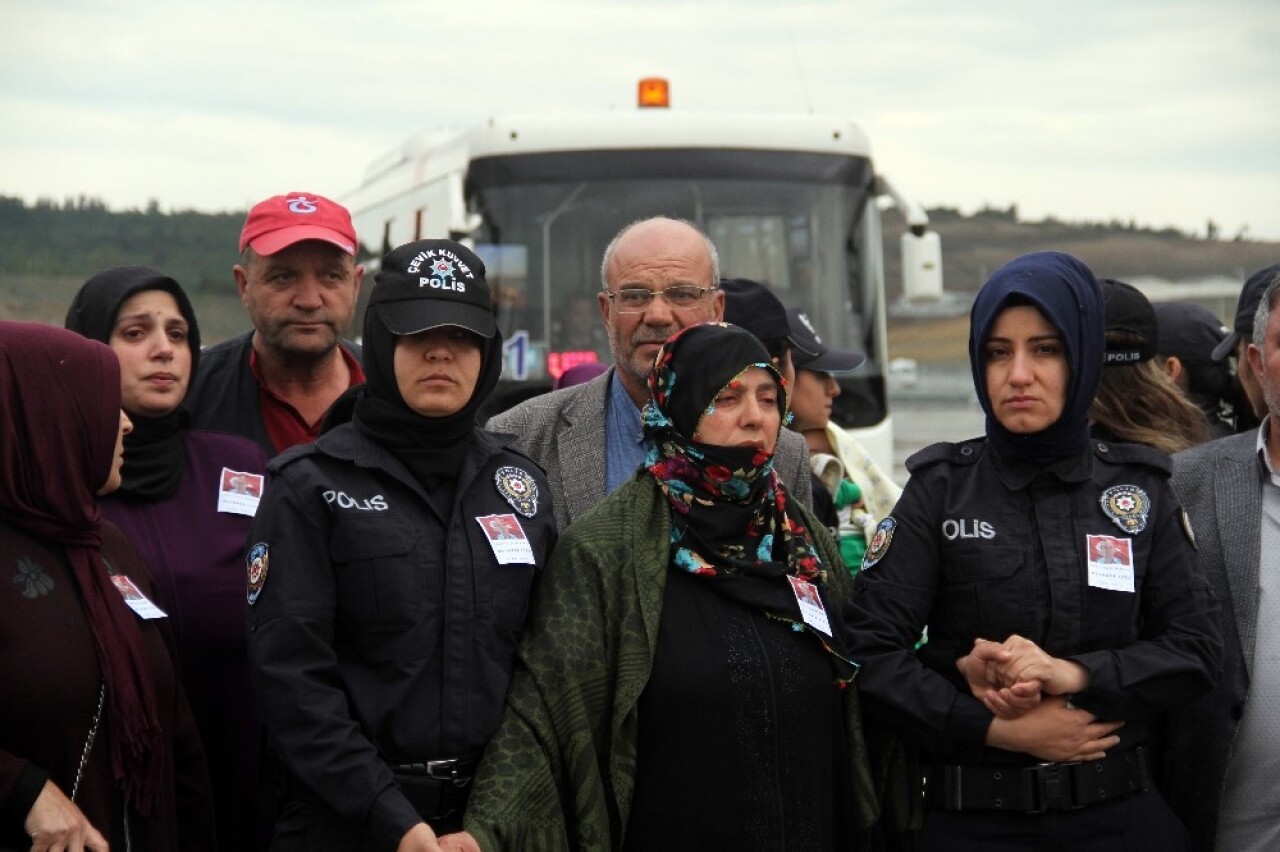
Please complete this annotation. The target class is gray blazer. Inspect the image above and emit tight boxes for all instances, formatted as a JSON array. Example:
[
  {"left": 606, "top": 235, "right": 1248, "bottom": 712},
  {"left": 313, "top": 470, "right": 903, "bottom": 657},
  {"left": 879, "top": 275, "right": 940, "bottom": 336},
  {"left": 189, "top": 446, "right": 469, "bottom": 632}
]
[
  {"left": 486, "top": 370, "right": 814, "bottom": 530},
  {"left": 1165, "top": 430, "right": 1264, "bottom": 852}
]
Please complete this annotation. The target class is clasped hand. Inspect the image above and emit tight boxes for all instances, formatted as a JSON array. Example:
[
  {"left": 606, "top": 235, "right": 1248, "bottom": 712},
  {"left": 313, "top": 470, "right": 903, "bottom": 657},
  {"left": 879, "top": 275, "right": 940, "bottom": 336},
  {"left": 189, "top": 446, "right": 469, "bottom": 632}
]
[
  {"left": 397, "top": 824, "right": 481, "bottom": 852},
  {"left": 955, "top": 635, "right": 1090, "bottom": 719},
  {"left": 956, "top": 635, "right": 1122, "bottom": 762}
]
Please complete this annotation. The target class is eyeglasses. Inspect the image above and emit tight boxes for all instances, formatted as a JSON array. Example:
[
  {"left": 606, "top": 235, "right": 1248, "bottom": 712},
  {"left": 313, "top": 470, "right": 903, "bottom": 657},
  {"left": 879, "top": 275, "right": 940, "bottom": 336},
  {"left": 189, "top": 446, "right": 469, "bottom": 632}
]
[{"left": 606, "top": 285, "right": 717, "bottom": 314}]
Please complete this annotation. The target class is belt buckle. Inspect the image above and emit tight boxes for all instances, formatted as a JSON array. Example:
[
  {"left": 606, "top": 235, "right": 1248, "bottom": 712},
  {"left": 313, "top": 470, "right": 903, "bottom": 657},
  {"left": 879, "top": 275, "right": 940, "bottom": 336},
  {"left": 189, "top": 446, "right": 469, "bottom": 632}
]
[
  {"left": 425, "top": 759, "right": 470, "bottom": 786},
  {"left": 1028, "top": 762, "right": 1080, "bottom": 812}
]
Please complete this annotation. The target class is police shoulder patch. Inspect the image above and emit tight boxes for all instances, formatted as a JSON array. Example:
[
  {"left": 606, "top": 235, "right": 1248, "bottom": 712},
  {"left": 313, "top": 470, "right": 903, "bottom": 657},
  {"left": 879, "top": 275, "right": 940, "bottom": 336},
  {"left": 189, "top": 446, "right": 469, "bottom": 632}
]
[
  {"left": 246, "top": 542, "right": 269, "bottom": 605},
  {"left": 494, "top": 466, "right": 538, "bottom": 517},
  {"left": 861, "top": 517, "right": 897, "bottom": 570}
]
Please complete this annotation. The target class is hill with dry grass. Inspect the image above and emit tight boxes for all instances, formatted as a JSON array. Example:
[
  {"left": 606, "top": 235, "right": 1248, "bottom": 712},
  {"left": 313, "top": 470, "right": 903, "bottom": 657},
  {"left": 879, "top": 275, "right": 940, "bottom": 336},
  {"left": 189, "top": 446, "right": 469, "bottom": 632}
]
[
  {"left": 3, "top": 199, "right": 1276, "bottom": 354},
  {"left": 882, "top": 207, "right": 1278, "bottom": 365}
]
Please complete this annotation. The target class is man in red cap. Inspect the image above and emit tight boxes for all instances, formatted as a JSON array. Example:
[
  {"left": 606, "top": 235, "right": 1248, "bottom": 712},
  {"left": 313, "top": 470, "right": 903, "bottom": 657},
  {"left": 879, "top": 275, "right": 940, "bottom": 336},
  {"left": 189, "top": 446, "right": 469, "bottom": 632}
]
[{"left": 188, "top": 192, "right": 366, "bottom": 454}]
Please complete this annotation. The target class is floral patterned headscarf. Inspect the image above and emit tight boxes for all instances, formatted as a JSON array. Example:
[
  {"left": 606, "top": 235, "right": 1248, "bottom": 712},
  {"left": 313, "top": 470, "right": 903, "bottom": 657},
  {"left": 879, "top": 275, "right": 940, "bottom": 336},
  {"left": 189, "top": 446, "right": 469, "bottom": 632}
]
[
  {"left": 642, "top": 323, "right": 855, "bottom": 681},
  {"left": 643, "top": 323, "right": 819, "bottom": 577}
]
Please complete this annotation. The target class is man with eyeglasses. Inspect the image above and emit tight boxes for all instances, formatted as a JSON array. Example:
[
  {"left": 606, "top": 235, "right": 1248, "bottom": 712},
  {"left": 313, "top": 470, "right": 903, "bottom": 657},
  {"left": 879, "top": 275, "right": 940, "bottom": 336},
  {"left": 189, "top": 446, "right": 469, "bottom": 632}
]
[{"left": 487, "top": 217, "right": 813, "bottom": 530}]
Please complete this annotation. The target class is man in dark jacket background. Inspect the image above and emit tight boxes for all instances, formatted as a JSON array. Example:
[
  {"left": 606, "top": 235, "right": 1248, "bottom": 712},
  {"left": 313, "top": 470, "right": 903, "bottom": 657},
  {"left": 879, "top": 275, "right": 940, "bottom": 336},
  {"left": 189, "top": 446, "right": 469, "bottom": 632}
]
[{"left": 187, "top": 191, "right": 365, "bottom": 455}]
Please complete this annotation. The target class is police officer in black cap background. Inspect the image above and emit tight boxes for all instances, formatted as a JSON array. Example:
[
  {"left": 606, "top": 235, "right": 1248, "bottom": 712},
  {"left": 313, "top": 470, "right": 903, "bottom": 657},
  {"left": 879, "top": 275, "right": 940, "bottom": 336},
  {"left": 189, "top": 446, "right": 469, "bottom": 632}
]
[
  {"left": 1090, "top": 279, "right": 1209, "bottom": 454},
  {"left": 720, "top": 276, "right": 839, "bottom": 526},
  {"left": 246, "top": 239, "right": 556, "bottom": 852},
  {"left": 1210, "top": 262, "right": 1280, "bottom": 434},
  {"left": 1153, "top": 300, "right": 1235, "bottom": 438}
]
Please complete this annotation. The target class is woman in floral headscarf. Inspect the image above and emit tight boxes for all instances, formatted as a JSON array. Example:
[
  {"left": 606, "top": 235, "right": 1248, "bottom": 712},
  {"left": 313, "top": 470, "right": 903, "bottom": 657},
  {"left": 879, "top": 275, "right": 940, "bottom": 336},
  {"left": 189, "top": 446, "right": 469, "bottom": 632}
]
[{"left": 462, "top": 322, "right": 915, "bottom": 851}]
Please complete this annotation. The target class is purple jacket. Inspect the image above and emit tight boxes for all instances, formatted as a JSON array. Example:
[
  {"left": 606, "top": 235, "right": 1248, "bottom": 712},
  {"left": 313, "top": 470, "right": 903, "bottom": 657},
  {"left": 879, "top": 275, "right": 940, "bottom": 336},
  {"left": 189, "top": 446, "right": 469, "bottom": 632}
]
[{"left": 101, "top": 428, "right": 269, "bottom": 851}]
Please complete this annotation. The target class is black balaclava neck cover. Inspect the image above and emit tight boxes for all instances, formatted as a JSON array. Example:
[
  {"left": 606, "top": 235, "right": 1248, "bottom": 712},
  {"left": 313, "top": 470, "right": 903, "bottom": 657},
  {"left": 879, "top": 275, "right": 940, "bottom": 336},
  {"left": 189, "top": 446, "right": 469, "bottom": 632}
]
[{"left": 353, "top": 306, "right": 503, "bottom": 518}]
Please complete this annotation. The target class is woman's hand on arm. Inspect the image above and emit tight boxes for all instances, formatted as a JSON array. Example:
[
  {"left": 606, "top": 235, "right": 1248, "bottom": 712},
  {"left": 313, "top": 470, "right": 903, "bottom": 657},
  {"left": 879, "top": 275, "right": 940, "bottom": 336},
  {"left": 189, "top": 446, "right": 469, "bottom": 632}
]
[
  {"left": 25, "top": 780, "right": 109, "bottom": 851},
  {"left": 985, "top": 695, "right": 1122, "bottom": 763}
]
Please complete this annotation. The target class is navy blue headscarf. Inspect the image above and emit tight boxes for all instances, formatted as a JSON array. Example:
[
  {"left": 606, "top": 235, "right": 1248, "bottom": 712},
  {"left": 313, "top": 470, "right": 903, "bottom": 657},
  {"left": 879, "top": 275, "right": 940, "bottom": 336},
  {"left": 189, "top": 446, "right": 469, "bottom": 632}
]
[{"left": 969, "top": 251, "right": 1104, "bottom": 462}]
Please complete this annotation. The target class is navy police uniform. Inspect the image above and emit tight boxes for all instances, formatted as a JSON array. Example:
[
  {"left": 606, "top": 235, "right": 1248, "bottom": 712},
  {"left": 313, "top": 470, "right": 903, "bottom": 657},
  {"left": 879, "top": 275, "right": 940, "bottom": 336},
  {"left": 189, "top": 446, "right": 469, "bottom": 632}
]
[
  {"left": 246, "top": 422, "right": 556, "bottom": 850},
  {"left": 848, "top": 437, "right": 1221, "bottom": 847}
]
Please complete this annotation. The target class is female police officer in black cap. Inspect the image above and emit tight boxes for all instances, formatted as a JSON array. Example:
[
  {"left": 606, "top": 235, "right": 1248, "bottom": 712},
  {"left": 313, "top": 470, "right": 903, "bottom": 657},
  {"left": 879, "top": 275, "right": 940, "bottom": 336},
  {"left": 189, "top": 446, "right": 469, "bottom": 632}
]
[
  {"left": 845, "top": 251, "right": 1221, "bottom": 850},
  {"left": 246, "top": 239, "right": 555, "bottom": 852}
]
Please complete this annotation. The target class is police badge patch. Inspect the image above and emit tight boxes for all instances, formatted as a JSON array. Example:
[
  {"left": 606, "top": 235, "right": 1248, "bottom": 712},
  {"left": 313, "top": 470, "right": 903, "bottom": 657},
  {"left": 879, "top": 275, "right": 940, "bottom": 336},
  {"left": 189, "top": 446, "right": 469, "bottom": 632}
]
[
  {"left": 861, "top": 517, "right": 897, "bottom": 571},
  {"left": 494, "top": 466, "right": 538, "bottom": 517},
  {"left": 1100, "top": 485, "right": 1150, "bottom": 534},
  {"left": 246, "top": 542, "right": 269, "bottom": 606}
]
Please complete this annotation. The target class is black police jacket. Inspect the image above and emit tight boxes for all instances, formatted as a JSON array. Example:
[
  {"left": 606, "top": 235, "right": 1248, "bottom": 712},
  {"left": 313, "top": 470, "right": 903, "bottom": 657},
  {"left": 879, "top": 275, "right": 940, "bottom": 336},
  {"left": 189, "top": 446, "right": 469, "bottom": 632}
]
[
  {"left": 246, "top": 421, "right": 556, "bottom": 847},
  {"left": 846, "top": 437, "right": 1222, "bottom": 766}
]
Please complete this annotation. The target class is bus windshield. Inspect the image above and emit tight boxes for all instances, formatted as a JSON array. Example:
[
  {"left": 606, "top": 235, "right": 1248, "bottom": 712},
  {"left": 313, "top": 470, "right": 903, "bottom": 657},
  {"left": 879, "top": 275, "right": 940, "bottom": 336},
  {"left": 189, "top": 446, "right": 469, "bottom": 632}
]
[{"left": 466, "top": 148, "right": 885, "bottom": 428}]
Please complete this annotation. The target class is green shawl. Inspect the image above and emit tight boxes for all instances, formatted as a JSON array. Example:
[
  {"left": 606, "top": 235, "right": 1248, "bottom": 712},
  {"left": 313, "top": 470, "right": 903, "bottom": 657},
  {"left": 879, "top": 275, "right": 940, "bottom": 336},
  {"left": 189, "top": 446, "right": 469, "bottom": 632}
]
[{"left": 464, "top": 473, "right": 919, "bottom": 850}]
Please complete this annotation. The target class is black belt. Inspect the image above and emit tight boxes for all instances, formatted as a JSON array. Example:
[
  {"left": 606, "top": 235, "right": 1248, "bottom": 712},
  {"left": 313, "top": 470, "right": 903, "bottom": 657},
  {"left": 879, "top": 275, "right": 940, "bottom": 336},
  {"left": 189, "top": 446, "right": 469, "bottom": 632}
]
[
  {"left": 389, "top": 755, "right": 480, "bottom": 781},
  {"left": 923, "top": 747, "right": 1150, "bottom": 813},
  {"left": 388, "top": 755, "right": 480, "bottom": 823}
]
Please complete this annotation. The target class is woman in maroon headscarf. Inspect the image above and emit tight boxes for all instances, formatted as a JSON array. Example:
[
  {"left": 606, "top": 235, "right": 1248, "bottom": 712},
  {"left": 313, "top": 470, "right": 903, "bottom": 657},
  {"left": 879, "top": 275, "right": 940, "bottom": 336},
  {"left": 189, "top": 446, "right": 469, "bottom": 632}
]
[{"left": 0, "top": 322, "right": 215, "bottom": 851}]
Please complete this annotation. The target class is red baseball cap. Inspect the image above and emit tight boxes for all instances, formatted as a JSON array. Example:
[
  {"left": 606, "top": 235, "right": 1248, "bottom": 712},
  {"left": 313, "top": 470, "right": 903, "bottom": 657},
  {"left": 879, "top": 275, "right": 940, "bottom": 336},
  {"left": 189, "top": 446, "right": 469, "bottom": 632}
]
[{"left": 239, "top": 192, "right": 357, "bottom": 256}]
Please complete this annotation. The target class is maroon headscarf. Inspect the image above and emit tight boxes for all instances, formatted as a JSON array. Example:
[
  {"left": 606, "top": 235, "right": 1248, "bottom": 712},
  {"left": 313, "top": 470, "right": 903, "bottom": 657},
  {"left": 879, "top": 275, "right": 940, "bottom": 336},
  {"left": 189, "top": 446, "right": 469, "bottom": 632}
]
[{"left": 0, "top": 321, "right": 163, "bottom": 813}]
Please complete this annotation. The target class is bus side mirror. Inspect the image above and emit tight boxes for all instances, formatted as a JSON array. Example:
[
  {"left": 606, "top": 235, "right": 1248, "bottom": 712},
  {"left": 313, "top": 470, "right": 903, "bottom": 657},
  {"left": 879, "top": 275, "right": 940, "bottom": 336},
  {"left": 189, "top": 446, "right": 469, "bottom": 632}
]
[
  {"left": 901, "top": 230, "right": 943, "bottom": 303},
  {"left": 876, "top": 172, "right": 945, "bottom": 303}
]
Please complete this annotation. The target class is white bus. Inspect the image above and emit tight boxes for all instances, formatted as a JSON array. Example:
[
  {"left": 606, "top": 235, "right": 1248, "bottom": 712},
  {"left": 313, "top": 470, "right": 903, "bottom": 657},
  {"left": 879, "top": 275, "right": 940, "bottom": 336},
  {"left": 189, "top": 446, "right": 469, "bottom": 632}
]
[{"left": 344, "top": 80, "right": 941, "bottom": 470}]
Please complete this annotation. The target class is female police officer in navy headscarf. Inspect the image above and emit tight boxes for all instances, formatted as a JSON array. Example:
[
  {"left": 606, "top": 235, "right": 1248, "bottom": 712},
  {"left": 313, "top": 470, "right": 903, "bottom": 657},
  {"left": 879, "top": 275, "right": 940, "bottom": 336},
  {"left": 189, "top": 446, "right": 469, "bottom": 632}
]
[
  {"left": 246, "top": 239, "right": 556, "bottom": 852},
  {"left": 845, "top": 251, "right": 1222, "bottom": 850}
]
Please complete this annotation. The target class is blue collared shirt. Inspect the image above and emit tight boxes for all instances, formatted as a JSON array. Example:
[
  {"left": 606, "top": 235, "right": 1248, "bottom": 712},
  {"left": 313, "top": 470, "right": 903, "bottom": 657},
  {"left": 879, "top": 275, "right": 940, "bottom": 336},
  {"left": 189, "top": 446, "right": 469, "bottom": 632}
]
[{"left": 605, "top": 371, "right": 649, "bottom": 495}]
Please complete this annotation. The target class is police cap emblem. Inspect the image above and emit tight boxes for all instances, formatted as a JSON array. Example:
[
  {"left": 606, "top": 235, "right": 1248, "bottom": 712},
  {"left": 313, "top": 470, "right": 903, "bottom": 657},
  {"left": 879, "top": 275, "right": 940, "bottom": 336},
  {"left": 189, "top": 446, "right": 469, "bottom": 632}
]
[
  {"left": 246, "top": 542, "right": 270, "bottom": 605},
  {"left": 495, "top": 466, "right": 538, "bottom": 517},
  {"left": 861, "top": 517, "right": 897, "bottom": 571},
  {"left": 1100, "top": 485, "right": 1150, "bottom": 534}
]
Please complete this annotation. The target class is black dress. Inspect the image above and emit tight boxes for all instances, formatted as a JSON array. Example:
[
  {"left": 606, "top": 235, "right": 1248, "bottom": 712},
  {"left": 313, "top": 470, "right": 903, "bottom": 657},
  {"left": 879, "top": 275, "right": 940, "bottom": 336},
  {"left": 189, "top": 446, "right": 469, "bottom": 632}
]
[{"left": 624, "top": 567, "right": 852, "bottom": 851}]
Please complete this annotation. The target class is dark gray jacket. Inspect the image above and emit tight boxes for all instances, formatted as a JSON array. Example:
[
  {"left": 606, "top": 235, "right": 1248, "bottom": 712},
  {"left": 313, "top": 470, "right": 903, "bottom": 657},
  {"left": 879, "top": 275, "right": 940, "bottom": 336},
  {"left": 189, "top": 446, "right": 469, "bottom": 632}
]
[{"left": 1165, "top": 430, "right": 1265, "bottom": 851}]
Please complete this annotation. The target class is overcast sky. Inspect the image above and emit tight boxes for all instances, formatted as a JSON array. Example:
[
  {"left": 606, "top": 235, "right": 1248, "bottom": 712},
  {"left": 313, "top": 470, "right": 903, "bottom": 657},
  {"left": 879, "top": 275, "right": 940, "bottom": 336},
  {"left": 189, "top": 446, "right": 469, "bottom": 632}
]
[{"left": 4, "top": 0, "right": 1279, "bottom": 239}]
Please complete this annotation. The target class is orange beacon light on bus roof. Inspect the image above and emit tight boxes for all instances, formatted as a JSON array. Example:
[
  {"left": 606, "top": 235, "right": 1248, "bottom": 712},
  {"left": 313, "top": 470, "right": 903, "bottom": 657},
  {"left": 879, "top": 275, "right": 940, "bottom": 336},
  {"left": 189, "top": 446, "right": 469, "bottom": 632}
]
[{"left": 637, "top": 78, "right": 670, "bottom": 108}]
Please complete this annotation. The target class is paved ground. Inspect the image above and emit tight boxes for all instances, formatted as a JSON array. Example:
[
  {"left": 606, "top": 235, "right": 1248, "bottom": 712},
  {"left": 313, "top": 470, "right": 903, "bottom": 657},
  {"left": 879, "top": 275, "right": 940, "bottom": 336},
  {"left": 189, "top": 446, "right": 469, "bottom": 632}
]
[
  {"left": 890, "top": 395, "right": 985, "bottom": 483},
  {"left": 885, "top": 356, "right": 984, "bottom": 483}
]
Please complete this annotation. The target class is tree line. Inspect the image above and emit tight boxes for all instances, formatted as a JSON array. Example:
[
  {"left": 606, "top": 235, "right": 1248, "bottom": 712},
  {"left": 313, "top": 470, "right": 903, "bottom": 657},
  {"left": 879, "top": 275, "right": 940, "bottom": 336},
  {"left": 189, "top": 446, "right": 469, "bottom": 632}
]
[{"left": 0, "top": 195, "right": 243, "bottom": 293}]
